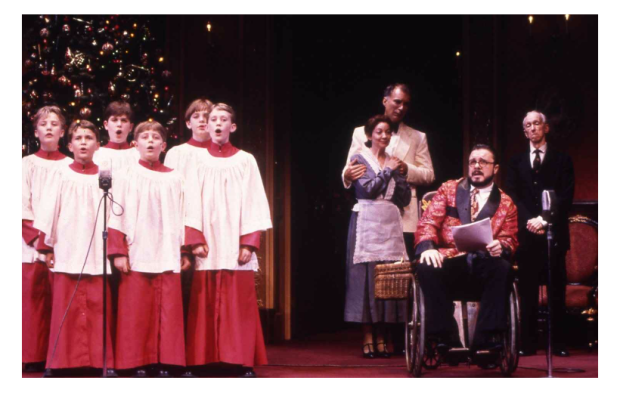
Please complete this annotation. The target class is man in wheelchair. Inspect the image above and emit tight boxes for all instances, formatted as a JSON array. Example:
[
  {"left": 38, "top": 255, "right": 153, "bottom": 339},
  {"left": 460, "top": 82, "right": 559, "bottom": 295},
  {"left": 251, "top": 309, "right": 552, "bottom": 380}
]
[{"left": 413, "top": 144, "right": 519, "bottom": 368}]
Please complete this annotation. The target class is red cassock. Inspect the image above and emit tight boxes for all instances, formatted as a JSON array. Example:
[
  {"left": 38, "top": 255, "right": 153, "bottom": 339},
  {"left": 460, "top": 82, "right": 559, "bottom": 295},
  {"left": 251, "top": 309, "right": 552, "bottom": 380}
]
[
  {"left": 414, "top": 178, "right": 519, "bottom": 259},
  {"left": 46, "top": 273, "right": 115, "bottom": 369},
  {"left": 186, "top": 270, "right": 268, "bottom": 367},
  {"left": 22, "top": 254, "right": 53, "bottom": 363},
  {"left": 114, "top": 271, "right": 185, "bottom": 369}
]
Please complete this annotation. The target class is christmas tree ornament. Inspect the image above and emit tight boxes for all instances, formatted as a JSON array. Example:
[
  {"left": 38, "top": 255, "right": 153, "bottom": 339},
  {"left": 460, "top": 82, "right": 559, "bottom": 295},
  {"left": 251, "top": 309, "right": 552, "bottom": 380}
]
[
  {"left": 102, "top": 42, "right": 114, "bottom": 55},
  {"left": 162, "top": 70, "right": 172, "bottom": 79},
  {"left": 108, "top": 81, "right": 116, "bottom": 95},
  {"left": 40, "top": 28, "right": 50, "bottom": 38},
  {"left": 62, "top": 24, "right": 71, "bottom": 34},
  {"left": 80, "top": 107, "right": 92, "bottom": 118}
]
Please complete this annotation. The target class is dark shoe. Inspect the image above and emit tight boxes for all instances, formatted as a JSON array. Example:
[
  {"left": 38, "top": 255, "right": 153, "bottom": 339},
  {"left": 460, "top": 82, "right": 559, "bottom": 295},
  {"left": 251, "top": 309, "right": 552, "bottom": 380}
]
[
  {"left": 157, "top": 368, "right": 172, "bottom": 378},
  {"left": 239, "top": 368, "right": 256, "bottom": 378},
  {"left": 362, "top": 343, "right": 375, "bottom": 359},
  {"left": 24, "top": 362, "right": 45, "bottom": 373},
  {"left": 133, "top": 368, "right": 148, "bottom": 378},
  {"left": 42, "top": 368, "right": 55, "bottom": 378},
  {"left": 181, "top": 370, "right": 196, "bottom": 378},
  {"left": 518, "top": 349, "right": 537, "bottom": 357},
  {"left": 553, "top": 348, "right": 570, "bottom": 357},
  {"left": 105, "top": 368, "right": 119, "bottom": 378},
  {"left": 375, "top": 342, "right": 391, "bottom": 358}
]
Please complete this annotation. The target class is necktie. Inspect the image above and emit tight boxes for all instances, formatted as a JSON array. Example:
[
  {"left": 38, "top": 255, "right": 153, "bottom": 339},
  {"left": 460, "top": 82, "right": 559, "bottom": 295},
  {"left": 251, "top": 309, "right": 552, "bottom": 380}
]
[
  {"left": 533, "top": 149, "right": 542, "bottom": 172},
  {"left": 471, "top": 188, "right": 480, "bottom": 221}
]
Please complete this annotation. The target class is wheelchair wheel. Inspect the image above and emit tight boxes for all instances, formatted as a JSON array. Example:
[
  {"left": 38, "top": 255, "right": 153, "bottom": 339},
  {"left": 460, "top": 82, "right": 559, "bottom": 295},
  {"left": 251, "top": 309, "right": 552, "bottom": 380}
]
[
  {"left": 422, "top": 339, "right": 440, "bottom": 370},
  {"left": 406, "top": 279, "right": 425, "bottom": 377},
  {"left": 500, "top": 282, "right": 520, "bottom": 376}
]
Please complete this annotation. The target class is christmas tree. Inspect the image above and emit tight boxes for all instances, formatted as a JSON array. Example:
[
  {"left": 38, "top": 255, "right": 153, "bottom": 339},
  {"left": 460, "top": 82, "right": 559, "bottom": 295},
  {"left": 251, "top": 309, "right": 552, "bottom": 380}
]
[{"left": 22, "top": 15, "right": 178, "bottom": 156}]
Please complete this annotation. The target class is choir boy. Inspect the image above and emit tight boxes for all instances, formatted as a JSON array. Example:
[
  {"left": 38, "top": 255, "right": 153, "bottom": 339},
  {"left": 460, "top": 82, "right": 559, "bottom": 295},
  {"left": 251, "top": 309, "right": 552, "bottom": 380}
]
[{"left": 93, "top": 100, "right": 139, "bottom": 172}]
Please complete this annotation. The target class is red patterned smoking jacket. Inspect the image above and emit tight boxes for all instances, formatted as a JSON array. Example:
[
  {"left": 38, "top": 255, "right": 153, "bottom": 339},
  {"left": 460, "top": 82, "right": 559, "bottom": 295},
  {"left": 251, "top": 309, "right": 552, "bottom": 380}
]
[{"left": 414, "top": 178, "right": 519, "bottom": 261}]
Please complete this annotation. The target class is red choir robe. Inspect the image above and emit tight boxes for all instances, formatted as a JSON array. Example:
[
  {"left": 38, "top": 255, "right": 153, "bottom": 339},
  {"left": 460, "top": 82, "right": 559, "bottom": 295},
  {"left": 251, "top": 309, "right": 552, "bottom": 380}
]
[
  {"left": 22, "top": 149, "right": 71, "bottom": 364},
  {"left": 108, "top": 159, "right": 187, "bottom": 369},
  {"left": 185, "top": 140, "right": 270, "bottom": 368},
  {"left": 35, "top": 161, "right": 114, "bottom": 369}
]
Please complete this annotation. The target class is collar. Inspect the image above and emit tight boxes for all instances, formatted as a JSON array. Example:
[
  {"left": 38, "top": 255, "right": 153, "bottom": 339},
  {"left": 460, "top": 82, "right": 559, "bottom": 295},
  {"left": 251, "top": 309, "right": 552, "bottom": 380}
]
[
  {"left": 69, "top": 160, "right": 98, "bottom": 174},
  {"left": 206, "top": 140, "right": 239, "bottom": 158},
  {"left": 105, "top": 141, "right": 131, "bottom": 150},
  {"left": 187, "top": 137, "right": 211, "bottom": 148},
  {"left": 530, "top": 142, "right": 547, "bottom": 154},
  {"left": 138, "top": 159, "right": 173, "bottom": 172},
  {"left": 470, "top": 182, "right": 494, "bottom": 195},
  {"left": 34, "top": 149, "right": 66, "bottom": 161}
]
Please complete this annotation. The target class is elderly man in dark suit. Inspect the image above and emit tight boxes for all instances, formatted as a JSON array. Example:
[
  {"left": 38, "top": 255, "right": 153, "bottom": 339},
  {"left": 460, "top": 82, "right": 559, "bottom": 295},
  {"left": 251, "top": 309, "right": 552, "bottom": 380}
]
[{"left": 504, "top": 110, "right": 575, "bottom": 357}]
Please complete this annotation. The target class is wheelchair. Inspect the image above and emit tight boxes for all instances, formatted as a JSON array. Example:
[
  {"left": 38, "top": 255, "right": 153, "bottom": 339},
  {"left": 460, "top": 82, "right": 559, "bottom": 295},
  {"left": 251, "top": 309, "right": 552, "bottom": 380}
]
[{"left": 405, "top": 269, "right": 521, "bottom": 377}]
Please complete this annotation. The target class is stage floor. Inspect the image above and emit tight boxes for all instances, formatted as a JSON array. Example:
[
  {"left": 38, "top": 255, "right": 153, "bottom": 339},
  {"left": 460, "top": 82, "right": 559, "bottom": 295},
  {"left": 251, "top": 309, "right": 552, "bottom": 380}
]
[{"left": 22, "top": 329, "right": 598, "bottom": 378}]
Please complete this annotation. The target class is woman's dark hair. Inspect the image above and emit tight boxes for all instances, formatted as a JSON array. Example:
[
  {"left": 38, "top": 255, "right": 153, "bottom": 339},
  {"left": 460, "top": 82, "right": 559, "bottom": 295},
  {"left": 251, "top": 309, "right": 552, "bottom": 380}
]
[{"left": 363, "top": 115, "right": 394, "bottom": 148}]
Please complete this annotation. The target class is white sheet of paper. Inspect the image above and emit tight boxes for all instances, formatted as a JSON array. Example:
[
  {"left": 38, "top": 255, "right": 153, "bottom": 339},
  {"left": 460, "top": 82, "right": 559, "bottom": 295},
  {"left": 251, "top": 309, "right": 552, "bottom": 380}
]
[{"left": 451, "top": 218, "right": 493, "bottom": 252}]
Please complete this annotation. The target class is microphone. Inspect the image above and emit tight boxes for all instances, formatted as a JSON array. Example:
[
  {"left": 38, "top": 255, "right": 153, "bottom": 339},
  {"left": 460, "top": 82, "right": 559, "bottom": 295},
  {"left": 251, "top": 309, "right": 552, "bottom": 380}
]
[
  {"left": 99, "top": 158, "right": 112, "bottom": 191},
  {"left": 541, "top": 190, "right": 556, "bottom": 222}
]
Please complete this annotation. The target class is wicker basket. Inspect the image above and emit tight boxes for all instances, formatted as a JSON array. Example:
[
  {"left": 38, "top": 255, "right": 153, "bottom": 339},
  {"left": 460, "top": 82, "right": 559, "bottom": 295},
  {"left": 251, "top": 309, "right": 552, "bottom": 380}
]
[{"left": 374, "top": 261, "right": 413, "bottom": 300}]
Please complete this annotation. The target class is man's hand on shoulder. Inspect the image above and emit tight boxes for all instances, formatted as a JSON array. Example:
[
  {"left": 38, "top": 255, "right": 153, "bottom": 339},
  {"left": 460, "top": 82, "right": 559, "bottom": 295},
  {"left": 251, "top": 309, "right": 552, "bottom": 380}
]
[
  {"left": 344, "top": 158, "right": 366, "bottom": 183},
  {"left": 398, "top": 161, "right": 408, "bottom": 176}
]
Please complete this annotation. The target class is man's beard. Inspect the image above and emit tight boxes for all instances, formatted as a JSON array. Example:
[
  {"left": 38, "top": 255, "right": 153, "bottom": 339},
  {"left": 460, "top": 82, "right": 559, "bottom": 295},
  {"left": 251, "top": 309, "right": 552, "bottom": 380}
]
[{"left": 468, "top": 172, "right": 494, "bottom": 188}]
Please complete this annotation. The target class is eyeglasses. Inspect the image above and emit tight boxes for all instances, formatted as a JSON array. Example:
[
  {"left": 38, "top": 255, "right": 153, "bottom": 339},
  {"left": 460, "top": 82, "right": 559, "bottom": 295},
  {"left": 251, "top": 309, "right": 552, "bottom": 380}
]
[
  {"left": 524, "top": 120, "right": 543, "bottom": 129},
  {"left": 468, "top": 159, "right": 495, "bottom": 168}
]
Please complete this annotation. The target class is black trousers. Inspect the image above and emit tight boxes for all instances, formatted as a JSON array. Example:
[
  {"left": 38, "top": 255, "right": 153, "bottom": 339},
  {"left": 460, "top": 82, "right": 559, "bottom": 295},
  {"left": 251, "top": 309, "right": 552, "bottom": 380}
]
[
  {"left": 416, "top": 254, "right": 513, "bottom": 347},
  {"left": 517, "top": 232, "right": 567, "bottom": 351}
]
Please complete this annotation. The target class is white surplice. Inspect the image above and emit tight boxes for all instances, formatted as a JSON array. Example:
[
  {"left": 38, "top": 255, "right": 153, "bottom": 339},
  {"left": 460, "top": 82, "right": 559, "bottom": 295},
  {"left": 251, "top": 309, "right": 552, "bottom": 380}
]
[
  {"left": 164, "top": 143, "right": 211, "bottom": 181},
  {"left": 34, "top": 165, "right": 111, "bottom": 275},
  {"left": 93, "top": 147, "right": 140, "bottom": 174},
  {"left": 185, "top": 150, "right": 272, "bottom": 271},
  {"left": 22, "top": 154, "right": 73, "bottom": 263},
  {"left": 109, "top": 164, "right": 185, "bottom": 274}
]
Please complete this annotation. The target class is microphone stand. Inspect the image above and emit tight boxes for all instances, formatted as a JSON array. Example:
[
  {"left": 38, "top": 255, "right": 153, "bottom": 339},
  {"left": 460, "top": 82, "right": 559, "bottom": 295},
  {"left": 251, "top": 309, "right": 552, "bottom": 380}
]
[
  {"left": 99, "top": 175, "right": 113, "bottom": 378},
  {"left": 545, "top": 222, "right": 554, "bottom": 378},
  {"left": 542, "top": 190, "right": 584, "bottom": 377}
]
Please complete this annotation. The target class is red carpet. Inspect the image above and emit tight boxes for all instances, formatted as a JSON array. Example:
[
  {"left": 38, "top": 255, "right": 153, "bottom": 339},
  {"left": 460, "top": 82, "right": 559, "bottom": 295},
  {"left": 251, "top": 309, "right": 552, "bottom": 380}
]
[{"left": 23, "top": 329, "right": 598, "bottom": 378}]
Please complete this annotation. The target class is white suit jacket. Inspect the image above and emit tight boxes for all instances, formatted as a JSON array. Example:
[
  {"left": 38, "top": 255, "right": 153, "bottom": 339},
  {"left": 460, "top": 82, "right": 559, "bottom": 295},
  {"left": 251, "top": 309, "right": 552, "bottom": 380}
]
[{"left": 342, "top": 122, "right": 435, "bottom": 233}]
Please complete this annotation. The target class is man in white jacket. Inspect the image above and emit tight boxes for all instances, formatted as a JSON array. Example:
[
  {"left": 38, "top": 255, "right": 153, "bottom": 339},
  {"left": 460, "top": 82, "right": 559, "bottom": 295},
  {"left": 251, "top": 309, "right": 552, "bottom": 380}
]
[{"left": 342, "top": 83, "right": 435, "bottom": 260}]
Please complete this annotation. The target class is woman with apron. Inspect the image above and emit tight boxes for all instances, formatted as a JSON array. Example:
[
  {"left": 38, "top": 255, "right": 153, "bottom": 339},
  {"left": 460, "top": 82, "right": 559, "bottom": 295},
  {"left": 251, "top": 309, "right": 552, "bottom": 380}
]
[{"left": 344, "top": 115, "right": 411, "bottom": 358}]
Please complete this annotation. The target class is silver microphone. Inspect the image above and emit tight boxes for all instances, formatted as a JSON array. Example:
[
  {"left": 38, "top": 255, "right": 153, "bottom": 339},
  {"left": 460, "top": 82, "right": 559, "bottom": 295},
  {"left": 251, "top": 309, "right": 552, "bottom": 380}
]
[{"left": 99, "top": 158, "right": 112, "bottom": 191}]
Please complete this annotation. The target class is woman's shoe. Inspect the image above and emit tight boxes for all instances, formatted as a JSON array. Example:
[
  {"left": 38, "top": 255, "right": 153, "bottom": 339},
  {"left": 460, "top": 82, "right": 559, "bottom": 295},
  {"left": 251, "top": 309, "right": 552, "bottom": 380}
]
[
  {"left": 375, "top": 342, "right": 391, "bottom": 358},
  {"left": 362, "top": 343, "right": 375, "bottom": 359}
]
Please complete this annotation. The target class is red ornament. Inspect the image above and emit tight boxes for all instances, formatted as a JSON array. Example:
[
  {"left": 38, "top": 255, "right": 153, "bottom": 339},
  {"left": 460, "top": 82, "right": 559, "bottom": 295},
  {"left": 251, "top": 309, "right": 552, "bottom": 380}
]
[{"left": 102, "top": 42, "right": 114, "bottom": 55}]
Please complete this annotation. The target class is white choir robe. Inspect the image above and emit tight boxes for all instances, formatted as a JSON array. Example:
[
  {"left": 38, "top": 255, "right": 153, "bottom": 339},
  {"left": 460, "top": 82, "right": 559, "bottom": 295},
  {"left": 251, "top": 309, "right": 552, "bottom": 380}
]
[
  {"left": 185, "top": 150, "right": 273, "bottom": 271},
  {"left": 164, "top": 139, "right": 211, "bottom": 182},
  {"left": 108, "top": 162, "right": 186, "bottom": 273},
  {"left": 22, "top": 152, "right": 73, "bottom": 263},
  {"left": 93, "top": 145, "right": 140, "bottom": 176}
]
